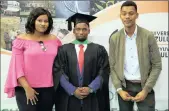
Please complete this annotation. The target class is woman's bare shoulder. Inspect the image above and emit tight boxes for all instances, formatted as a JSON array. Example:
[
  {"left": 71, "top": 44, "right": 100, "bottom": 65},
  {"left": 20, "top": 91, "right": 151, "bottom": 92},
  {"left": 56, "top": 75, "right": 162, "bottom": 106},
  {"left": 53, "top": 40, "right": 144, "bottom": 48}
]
[
  {"left": 17, "top": 33, "right": 29, "bottom": 40},
  {"left": 49, "top": 34, "right": 58, "bottom": 40}
]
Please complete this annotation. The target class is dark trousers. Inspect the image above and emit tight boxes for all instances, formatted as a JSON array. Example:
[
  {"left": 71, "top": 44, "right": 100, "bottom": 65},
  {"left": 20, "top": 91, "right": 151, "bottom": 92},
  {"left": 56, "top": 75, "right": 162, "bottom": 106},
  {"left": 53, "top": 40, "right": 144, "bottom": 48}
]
[
  {"left": 118, "top": 80, "right": 155, "bottom": 111},
  {"left": 15, "top": 86, "right": 54, "bottom": 111}
]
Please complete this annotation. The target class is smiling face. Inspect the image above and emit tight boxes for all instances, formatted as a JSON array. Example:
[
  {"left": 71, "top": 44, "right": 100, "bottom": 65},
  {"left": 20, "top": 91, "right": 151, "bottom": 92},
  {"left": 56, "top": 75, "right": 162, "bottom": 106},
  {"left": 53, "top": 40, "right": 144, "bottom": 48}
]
[
  {"left": 34, "top": 14, "right": 49, "bottom": 33},
  {"left": 120, "top": 6, "right": 138, "bottom": 29}
]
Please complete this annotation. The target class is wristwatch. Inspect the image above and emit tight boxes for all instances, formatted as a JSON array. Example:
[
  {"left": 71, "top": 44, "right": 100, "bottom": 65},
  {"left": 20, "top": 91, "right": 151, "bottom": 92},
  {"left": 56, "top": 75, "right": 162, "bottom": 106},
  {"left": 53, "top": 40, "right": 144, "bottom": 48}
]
[{"left": 89, "top": 87, "right": 93, "bottom": 93}]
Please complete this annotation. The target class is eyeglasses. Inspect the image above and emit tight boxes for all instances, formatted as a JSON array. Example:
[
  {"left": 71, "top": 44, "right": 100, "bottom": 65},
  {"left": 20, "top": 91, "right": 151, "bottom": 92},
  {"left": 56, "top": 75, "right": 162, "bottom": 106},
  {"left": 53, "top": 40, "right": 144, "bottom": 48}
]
[{"left": 39, "top": 41, "right": 47, "bottom": 51}]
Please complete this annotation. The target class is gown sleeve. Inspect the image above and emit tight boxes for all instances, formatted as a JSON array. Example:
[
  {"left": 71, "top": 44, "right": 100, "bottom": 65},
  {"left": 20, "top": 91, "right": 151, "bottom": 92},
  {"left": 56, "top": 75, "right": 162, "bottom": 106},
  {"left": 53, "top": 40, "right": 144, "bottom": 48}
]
[
  {"left": 97, "top": 45, "right": 110, "bottom": 111},
  {"left": 4, "top": 38, "right": 25, "bottom": 98},
  {"left": 53, "top": 45, "right": 76, "bottom": 95},
  {"left": 53, "top": 46, "right": 67, "bottom": 90},
  {"left": 97, "top": 45, "right": 110, "bottom": 85}
]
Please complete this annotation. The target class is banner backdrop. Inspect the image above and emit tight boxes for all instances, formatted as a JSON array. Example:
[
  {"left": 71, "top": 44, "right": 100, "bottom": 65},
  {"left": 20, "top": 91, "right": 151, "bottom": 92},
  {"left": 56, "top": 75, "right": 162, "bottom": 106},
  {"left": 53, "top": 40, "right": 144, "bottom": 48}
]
[{"left": 1, "top": 1, "right": 168, "bottom": 111}]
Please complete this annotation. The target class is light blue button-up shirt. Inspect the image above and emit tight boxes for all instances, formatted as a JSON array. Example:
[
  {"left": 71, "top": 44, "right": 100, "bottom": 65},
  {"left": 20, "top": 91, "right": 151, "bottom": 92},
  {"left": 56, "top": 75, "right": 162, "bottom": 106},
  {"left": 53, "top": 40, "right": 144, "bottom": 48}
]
[{"left": 124, "top": 26, "right": 141, "bottom": 81}]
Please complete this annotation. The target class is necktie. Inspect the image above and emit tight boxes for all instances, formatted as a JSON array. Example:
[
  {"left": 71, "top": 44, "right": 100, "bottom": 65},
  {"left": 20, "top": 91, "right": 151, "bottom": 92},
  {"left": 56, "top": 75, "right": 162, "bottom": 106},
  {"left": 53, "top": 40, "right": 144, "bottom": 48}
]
[{"left": 78, "top": 44, "right": 84, "bottom": 74}]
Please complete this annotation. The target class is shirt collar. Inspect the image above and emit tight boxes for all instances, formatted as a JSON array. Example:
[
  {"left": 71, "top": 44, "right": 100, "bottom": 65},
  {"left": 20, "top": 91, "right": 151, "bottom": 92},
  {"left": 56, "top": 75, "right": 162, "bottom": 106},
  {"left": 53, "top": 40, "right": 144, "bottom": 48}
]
[{"left": 124, "top": 25, "right": 137, "bottom": 38}]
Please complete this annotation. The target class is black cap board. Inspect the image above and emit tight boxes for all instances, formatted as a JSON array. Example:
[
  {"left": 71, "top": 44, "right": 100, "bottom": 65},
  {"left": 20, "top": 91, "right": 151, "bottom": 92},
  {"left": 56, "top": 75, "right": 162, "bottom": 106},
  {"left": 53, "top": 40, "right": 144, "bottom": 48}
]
[{"left": 66, "top": 13, "right": 97, "bottom": 31}]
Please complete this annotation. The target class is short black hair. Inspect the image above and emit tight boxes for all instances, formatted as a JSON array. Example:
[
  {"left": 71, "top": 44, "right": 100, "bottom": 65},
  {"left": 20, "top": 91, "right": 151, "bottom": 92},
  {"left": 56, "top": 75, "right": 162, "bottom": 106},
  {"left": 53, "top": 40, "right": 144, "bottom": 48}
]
[
  {"left": 121, "top": 1, "right": 137, "bottom": 12},
  {"left": 25, "top": 7, "right": 53, "bottom": 35}
]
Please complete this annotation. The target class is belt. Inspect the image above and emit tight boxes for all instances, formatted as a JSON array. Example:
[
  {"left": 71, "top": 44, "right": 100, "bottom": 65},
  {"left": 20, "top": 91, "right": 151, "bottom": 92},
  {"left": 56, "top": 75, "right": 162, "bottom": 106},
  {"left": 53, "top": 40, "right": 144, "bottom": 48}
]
[{"left": 126, "top": 80, "right": 141, "bottom": 83}]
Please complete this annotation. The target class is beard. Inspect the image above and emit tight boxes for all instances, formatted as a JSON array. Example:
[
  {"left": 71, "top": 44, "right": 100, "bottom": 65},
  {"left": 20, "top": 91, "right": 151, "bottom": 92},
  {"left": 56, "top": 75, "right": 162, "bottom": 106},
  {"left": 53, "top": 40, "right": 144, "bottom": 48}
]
[{"left": 76, "top": 36, "right": 87, "bottom": 42}]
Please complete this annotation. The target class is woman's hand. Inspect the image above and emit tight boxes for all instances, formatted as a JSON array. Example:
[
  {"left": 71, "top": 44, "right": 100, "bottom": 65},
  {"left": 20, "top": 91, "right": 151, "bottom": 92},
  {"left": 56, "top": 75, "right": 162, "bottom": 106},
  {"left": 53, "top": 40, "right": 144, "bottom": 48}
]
[{"left": 24, "top": 86, "right": 39, "bottom": 105}]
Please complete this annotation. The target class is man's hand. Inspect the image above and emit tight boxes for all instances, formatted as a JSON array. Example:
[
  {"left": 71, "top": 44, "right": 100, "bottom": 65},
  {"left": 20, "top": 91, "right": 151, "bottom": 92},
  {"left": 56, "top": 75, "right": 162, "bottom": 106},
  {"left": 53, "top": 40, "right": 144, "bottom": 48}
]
[
  {"left": 118, "top": 90, "right": 133, "bottom": 101},
  {"left": 132, "top": 90, "right": 148, "bottom": 102},
  {"left": 80, "top": 87, "right": 91, "bottom": 95},
  {"left": 73, "top": 87, "right": 87, "bottom": 99}
]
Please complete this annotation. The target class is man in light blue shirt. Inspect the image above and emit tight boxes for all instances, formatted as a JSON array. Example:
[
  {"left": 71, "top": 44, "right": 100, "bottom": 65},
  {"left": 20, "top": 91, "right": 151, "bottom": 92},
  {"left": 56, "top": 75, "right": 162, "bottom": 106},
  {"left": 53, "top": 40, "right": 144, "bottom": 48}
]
[{"left": 109, "top": 1, "right": 162, "bottom": 111}]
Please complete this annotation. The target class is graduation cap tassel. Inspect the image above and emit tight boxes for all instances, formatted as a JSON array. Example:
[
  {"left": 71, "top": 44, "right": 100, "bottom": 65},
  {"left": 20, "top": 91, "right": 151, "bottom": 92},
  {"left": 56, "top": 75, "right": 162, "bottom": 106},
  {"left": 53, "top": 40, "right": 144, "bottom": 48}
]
[{"left": 68, "top": 21, "right": 72, "bottom": 31}]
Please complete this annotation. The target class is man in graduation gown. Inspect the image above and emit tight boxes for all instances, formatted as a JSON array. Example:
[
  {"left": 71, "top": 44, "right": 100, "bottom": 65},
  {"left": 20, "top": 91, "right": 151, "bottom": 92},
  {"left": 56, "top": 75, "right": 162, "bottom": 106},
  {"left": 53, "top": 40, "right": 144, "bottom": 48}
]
[{"left": 53, "top": 13, "right": 110, "bottom": 111}]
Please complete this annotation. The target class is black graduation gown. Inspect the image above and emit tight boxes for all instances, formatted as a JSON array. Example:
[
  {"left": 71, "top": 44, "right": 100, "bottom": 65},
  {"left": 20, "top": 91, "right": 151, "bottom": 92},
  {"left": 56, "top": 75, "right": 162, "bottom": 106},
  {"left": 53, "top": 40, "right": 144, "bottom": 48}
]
[{"left": 53, "top": 43, "right": 110, "bottom": 111}]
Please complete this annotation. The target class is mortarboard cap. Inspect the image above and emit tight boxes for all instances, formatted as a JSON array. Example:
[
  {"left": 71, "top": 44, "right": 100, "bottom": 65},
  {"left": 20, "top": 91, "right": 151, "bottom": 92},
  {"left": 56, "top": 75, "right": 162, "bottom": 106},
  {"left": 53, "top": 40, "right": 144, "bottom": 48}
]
[{"left": 66, "top": 13, "right": 97, "bottom": 31}]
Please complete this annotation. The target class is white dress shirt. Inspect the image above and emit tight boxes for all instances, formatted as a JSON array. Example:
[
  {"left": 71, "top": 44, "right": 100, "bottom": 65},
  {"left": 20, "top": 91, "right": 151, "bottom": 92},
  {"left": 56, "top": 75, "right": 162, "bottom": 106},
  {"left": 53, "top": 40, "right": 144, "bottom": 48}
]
[
  {"left": 117, "top": 26, "right": 141, "bottom": 92},
  {"left": 124, "top": 26, "right": 141, "bottom": 81}
]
